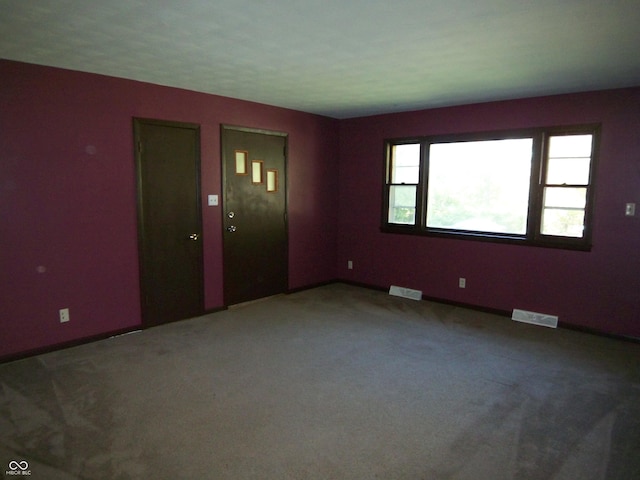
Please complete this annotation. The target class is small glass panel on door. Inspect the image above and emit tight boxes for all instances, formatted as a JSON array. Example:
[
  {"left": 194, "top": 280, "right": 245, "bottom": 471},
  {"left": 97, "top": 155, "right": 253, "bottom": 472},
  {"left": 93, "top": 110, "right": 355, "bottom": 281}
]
[
  {"left": 252, "top": 160, "right": 264, "bottom": 184},
  {"left": 266, "top": 169, "right": 278, "bottom": 192},
  {"left": 235, "top": 150, "right": 248, "bottom": 175}
]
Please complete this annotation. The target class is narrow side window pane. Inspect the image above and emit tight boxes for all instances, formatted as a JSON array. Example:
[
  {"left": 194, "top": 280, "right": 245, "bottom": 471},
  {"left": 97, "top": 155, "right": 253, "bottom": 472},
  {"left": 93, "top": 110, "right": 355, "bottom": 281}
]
[
  {"left": 546, "top": 134, "right": 593, "bottom": 185},
  {"left": 546, "top": 157, "right": 591, "bottom": 185},
  {"left": 541, "top": 209, "right": 586, "bottom": 237},
  {"left": 426, "top": 138, "right": 532, "bottom": 234},
  {"left": 548, "top": 134, "right": 593, "bottom": 158},
  {"left": 388, "top": 185, "right": 417, "bottom": 225},
  {"left": 541, "top": 133, "right": 594, "bottom": 239},
  {"left": 543, "top": 187, "right": 587, "bottom": 209},
  {"left": 390, "top": 144, "right": 420, "bottom": 184},
  {"left": 541, "top": 187, "right": 587, "bottom": 237}
]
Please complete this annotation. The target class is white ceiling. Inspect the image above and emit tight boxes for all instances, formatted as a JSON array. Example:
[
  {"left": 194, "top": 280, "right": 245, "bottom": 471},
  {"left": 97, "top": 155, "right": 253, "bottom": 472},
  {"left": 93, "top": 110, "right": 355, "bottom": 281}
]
[{"left": 1, "top": 0, "right": 640, "bottom": 119}]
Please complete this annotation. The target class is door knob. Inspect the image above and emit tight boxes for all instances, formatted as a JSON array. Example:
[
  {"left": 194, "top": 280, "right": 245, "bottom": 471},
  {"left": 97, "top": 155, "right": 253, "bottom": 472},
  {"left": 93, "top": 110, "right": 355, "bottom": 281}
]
[
  {"left": 227, "top": 211, "right": 235, "bottom": 219},
  {"left": 188, "top": 233, "right": 200, "bottom": 241},
  {"left": 227, "top": 225, "right": 237, "bottom": 233}
]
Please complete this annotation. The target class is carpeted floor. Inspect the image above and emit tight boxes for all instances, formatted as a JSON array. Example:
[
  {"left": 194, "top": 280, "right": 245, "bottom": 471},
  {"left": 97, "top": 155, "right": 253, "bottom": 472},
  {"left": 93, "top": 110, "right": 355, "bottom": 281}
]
[{"left": 1, "top": 283, "right": 639, "bottom": 479}]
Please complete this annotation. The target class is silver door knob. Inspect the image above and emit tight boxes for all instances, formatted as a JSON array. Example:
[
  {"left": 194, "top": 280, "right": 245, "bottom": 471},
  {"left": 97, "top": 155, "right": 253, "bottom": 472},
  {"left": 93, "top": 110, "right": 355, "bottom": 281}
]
[
  {"left": 227, "top": 225, "right": 237, "bottom": 233},
  {"left": 188, "top": 233, "right": 199, "bottom": 241}
]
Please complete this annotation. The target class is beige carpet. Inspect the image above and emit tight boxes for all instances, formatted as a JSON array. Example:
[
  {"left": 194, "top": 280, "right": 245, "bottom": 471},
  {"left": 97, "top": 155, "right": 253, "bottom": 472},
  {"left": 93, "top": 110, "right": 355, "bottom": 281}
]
[{"left": 1, "top": 283, "right": 639, "bottom": 479}]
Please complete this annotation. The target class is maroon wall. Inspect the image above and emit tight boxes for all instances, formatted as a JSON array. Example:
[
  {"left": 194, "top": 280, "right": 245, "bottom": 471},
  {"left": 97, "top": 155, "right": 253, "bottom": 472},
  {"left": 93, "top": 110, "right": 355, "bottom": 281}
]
[
  {"left": 338, "top": 89, "right": 640, "bottom": 338},
  {"left": 2, "top": 59, "right": 638, "bottom": 360},
  {"left": 0, "top": 60, "right": 339, "bottom": 359}
]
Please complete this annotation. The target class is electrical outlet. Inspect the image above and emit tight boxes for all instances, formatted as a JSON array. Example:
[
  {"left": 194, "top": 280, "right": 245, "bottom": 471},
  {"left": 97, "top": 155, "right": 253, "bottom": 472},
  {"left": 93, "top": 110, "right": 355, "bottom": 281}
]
[
  {"left": 347, "top": 260, "right": 353, "bottom": 270},
  {"left": 59, "top": 308, "right": 70, "bottom": 323},
  {"left": 458, "top": 277, "right": 466, "bottom": 288},
  {"left": 625, "top": 202, "right": 636, "bottom": 216}
]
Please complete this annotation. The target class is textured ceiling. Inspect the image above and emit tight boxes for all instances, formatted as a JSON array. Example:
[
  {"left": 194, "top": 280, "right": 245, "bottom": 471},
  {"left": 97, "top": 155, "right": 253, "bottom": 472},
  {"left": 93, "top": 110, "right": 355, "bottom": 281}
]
[{"left": 1, "top": 0, "right": 640, "bottom": 118}]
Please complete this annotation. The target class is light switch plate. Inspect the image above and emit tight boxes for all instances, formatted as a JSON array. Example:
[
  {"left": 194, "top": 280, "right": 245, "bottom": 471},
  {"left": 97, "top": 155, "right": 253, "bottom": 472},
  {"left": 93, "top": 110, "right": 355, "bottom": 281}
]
[{"left": 625, "top": 202, "right": 636, "bottom": 216}]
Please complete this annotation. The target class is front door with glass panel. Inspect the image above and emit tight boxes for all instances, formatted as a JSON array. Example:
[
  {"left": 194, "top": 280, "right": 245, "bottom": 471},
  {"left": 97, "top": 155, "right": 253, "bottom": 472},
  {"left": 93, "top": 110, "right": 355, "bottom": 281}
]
[{"left": 221, "top": 126, "right": 288, "bottom": 305}]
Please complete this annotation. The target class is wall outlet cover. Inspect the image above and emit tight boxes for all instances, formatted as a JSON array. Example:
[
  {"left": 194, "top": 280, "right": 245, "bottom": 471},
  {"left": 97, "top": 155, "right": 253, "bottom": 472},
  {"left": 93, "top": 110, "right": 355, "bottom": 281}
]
[{"left": 59, "top": 308, "right": 70, "bottom": 323}]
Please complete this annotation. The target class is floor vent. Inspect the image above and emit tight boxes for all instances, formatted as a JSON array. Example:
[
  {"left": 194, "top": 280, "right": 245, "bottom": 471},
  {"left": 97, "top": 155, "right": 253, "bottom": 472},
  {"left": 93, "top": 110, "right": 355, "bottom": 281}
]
[
  {"left": 389, "top": 285, "right": 423, "bottom": 301},
  {"left": 512, "top": 309, "right": 558, "bottom": 328},
  {"left": 110, "top": 330, "right": 142, "bottom": 339}
]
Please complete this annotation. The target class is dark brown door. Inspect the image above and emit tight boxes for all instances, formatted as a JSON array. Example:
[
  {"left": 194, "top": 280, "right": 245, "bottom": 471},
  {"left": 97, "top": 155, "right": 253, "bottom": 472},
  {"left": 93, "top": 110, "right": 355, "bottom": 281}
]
[
  {"left": 221, "top": 126, "right": 288, "bottom": 305},
  {"left": 134, "top": 118, "right": 203, "bottom": 326}
]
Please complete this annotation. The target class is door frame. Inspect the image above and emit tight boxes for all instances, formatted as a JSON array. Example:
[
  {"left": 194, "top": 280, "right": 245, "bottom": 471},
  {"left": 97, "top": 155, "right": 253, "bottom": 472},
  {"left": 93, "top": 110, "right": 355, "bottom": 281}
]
[
  {"left": 220, "top": 124, "right": 289, "bottom": 305},
  {"left": 134, "top": 117, "right": 204, "bottom": 326}
]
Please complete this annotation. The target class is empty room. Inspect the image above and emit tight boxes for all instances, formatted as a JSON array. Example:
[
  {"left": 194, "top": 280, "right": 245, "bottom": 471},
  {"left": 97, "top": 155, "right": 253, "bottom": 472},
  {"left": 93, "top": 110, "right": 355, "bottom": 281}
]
[{"left": 1, "top": 1, "right": 639, "bottom": 479}]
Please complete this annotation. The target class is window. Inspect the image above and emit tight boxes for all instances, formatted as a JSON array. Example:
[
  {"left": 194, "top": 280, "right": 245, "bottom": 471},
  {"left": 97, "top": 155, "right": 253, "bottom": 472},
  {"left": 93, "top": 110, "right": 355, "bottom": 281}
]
[
  {"left": 383, "top": 126, "right": 599, "bottom": 250},
  {"left": 387, "top": 144, "right": 420, "bottom": 225},
  {"left": 540, "top": 134, "right": 594, "bottom": 238}
]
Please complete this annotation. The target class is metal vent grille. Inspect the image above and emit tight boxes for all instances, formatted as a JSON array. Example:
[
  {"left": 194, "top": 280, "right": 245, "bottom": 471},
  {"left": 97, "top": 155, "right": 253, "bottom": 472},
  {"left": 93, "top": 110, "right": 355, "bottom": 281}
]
[
  {"left": 512, "top": 309, "right": 558, "bottom": 328},
  {"left": 389, "top": 285, "right": 423, "bottom": 301}
]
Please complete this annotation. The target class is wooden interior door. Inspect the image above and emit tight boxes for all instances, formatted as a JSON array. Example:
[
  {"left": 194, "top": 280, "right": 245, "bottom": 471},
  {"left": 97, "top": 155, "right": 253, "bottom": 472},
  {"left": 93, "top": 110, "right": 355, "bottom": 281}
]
[
  {"left": 221, "top": 126, "right": 288, "bottom": 305},
  {"left": 134, "top": 118, "right": 203, "bottom": 326}
]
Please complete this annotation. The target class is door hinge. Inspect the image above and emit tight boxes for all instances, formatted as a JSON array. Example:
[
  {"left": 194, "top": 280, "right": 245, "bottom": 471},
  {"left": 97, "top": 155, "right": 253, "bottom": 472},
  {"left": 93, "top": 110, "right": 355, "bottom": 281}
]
[{"left": 137, "top": 141, "right": 142, "bottom": 153}]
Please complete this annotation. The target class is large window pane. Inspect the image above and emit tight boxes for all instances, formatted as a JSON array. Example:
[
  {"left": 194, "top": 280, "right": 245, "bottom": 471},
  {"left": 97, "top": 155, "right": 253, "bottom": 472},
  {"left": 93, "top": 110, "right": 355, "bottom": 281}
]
[
  {"left": 388, "top": 185, "right": 416, "bottom": 225},
  {"left": 426, "top": 138, "right": 533, "bottom": 234}
]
